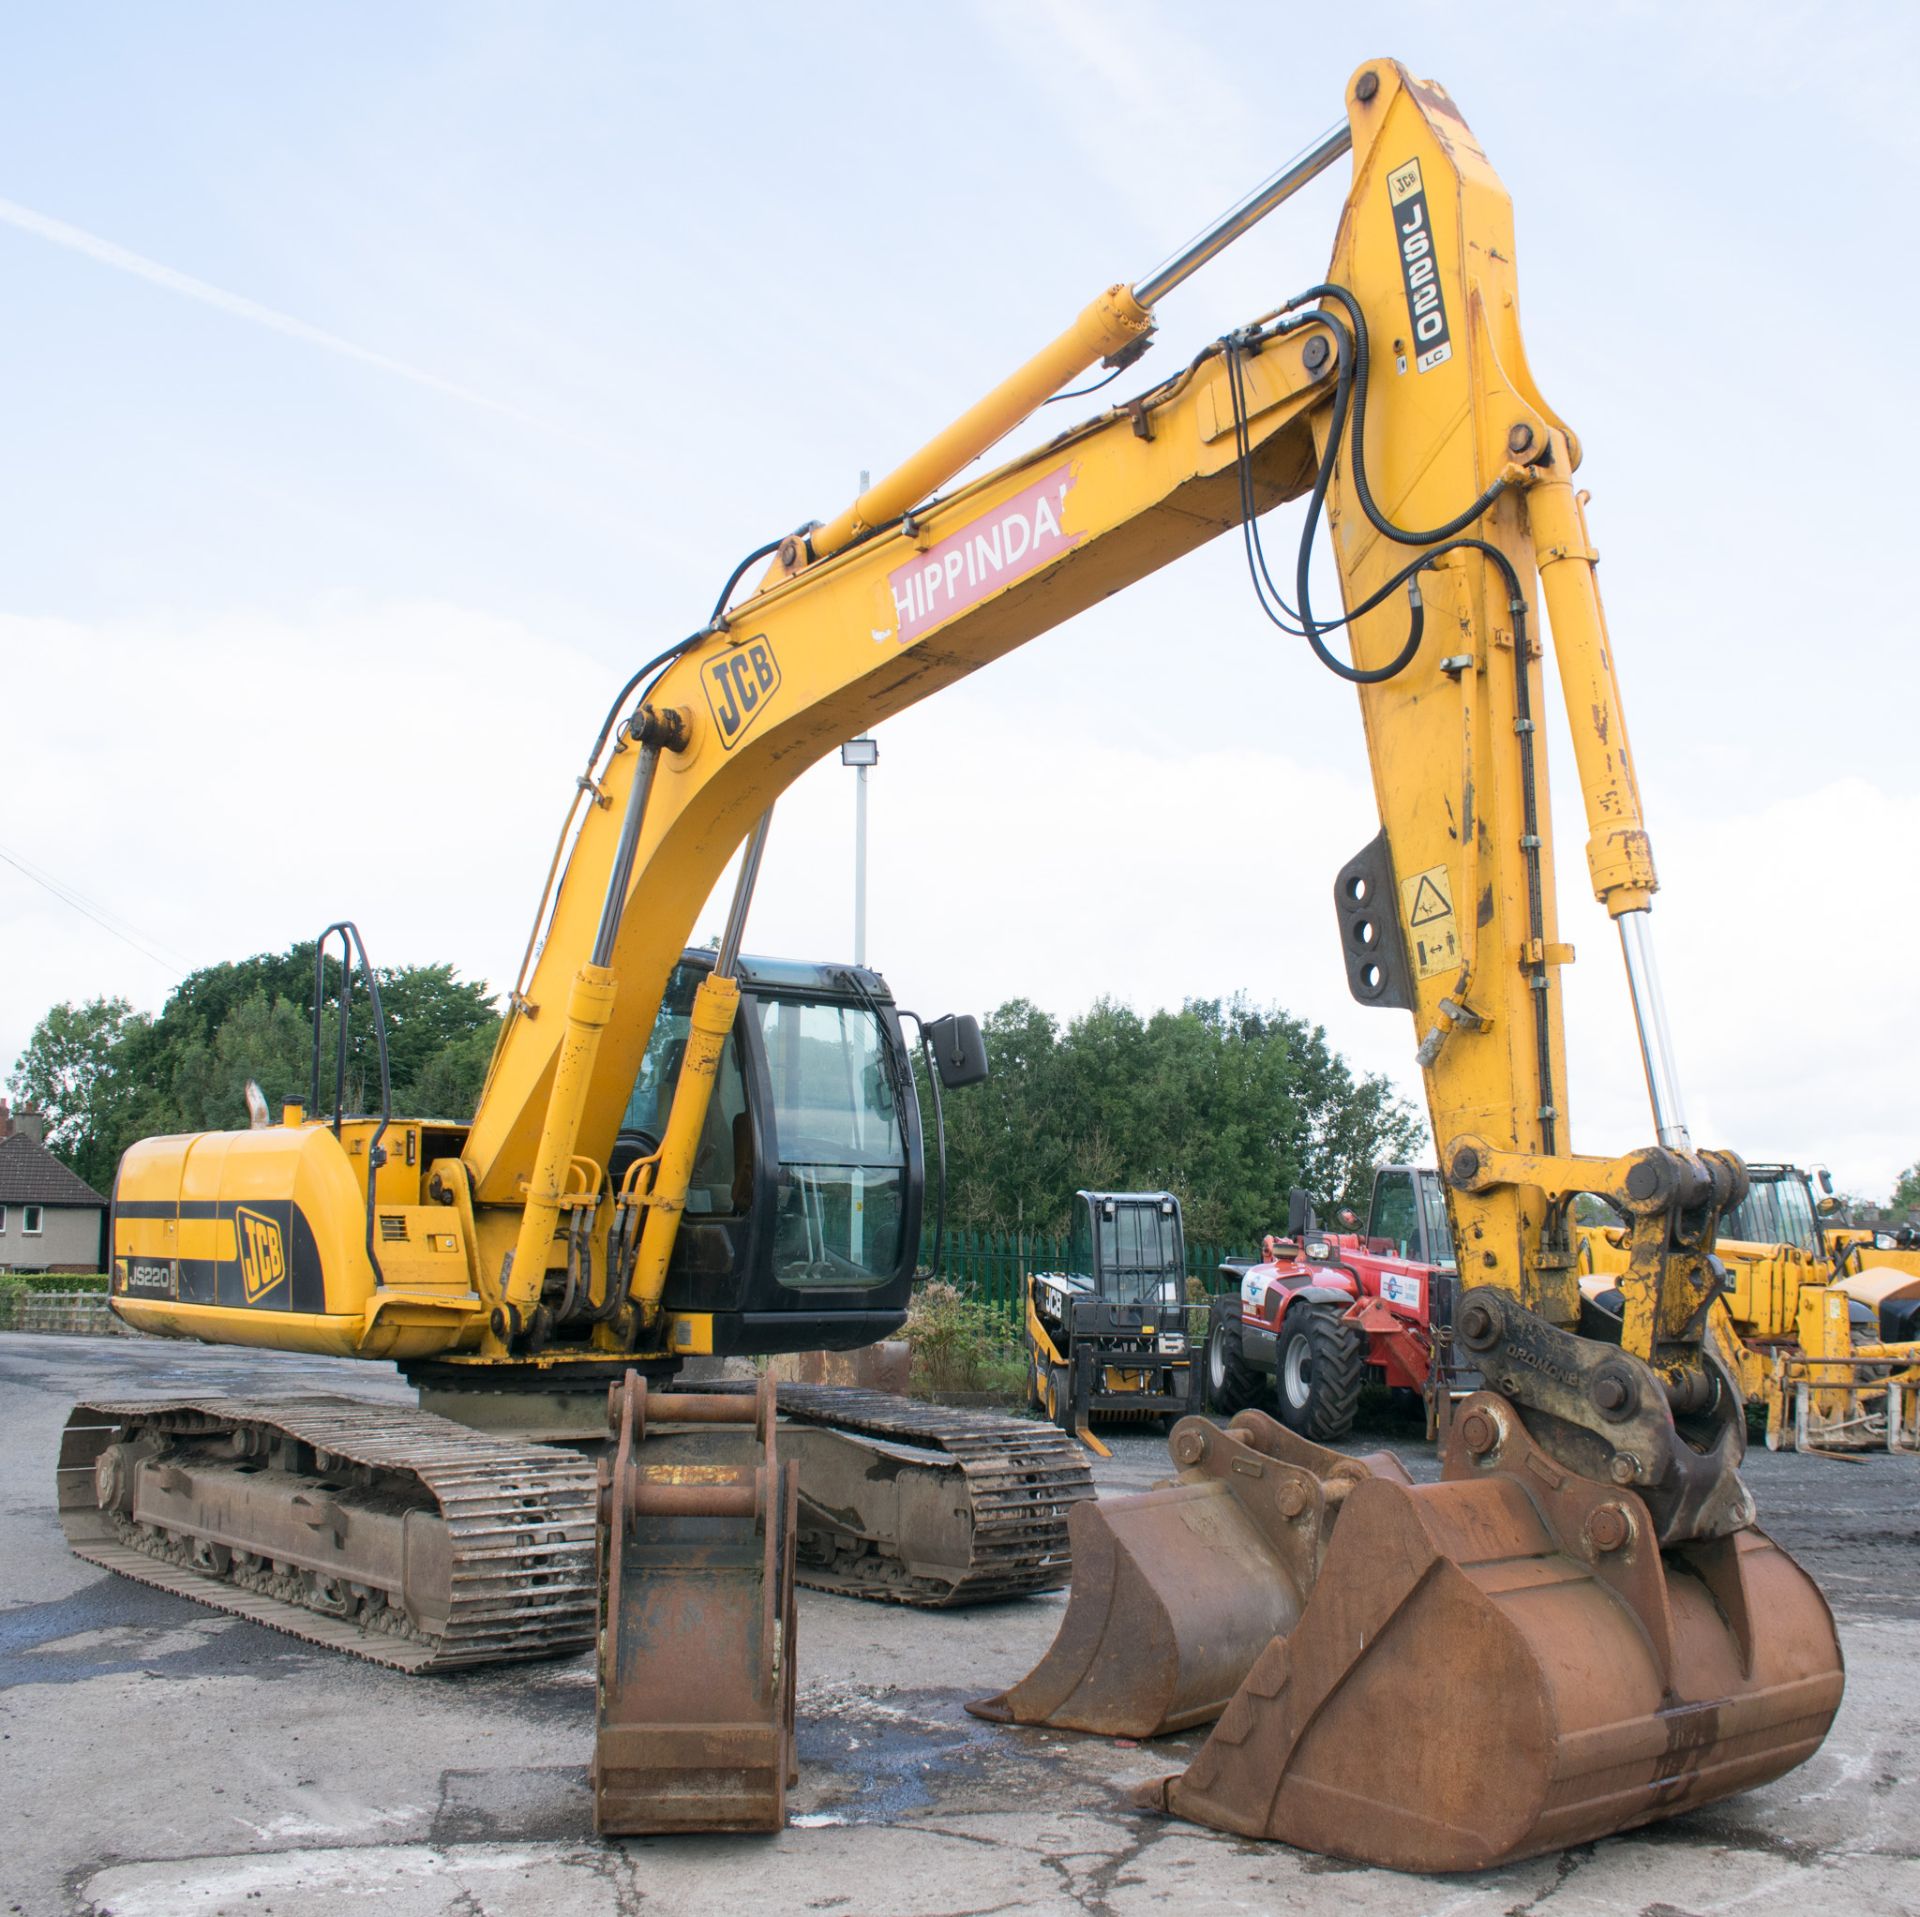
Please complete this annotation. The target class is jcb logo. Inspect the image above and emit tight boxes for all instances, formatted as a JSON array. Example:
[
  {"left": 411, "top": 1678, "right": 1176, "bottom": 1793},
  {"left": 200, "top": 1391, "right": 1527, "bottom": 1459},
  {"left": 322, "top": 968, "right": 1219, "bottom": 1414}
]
[
  {"left": 236, "top": 1206, "right": 287, "bottom": 1304},
  {"left": 702, "top": 637, "right": 781, "bottom": 750}
]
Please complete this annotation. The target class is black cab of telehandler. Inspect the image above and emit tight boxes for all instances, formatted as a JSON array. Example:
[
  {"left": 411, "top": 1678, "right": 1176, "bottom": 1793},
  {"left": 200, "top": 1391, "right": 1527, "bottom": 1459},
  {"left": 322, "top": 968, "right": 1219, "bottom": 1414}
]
[{"left": 1025, "top": 1190, "right": 1197, "bottom": 1453}]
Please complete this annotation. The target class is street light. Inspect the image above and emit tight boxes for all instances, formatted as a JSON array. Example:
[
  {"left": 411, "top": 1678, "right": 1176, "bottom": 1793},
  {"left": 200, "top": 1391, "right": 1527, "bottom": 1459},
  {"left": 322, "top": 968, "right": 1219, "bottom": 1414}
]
[{"left": 840, "top": 736, "right": 878, "bottom": 963}]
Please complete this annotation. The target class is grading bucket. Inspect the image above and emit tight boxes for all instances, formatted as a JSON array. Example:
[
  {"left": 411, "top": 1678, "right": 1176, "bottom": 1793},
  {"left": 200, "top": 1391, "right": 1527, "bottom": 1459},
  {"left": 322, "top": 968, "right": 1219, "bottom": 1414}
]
[
  {"left": 1134, "top": 1392, "right": 1845, "bottom": 1871},
  {"left": 969, "top": 1411, "right": 1411, "bottom": 1738}
]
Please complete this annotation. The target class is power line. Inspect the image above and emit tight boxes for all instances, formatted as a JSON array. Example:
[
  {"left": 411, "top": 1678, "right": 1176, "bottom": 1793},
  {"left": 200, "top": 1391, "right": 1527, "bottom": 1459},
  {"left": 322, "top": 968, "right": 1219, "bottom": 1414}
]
[{"left": 0, "top": 843, "right": 186, "bottom": 979}]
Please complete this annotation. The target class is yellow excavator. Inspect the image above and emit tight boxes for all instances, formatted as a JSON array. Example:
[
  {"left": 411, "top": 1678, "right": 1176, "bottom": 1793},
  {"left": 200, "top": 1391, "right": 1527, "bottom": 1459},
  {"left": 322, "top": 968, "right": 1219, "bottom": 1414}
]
[
  {"left": 1581, "top": 1161, "right": 1920, "bottom": 1450},
  {"left": 61, "top": 57, "right": 1846, "bottom": 1869}
]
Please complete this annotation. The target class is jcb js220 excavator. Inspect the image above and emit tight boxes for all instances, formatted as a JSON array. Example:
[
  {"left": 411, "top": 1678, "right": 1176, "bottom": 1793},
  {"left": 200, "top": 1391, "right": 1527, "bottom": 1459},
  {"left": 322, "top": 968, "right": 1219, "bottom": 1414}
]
[{"left": 64, "top": 56, "right": 1843, "bottom": 1871}]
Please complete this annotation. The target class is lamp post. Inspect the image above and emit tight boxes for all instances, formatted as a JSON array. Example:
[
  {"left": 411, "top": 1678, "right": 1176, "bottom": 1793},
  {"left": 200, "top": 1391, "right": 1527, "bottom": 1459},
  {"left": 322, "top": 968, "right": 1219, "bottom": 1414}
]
[{"left": 840, "top": 736, "right": 878, "bottom": 964}]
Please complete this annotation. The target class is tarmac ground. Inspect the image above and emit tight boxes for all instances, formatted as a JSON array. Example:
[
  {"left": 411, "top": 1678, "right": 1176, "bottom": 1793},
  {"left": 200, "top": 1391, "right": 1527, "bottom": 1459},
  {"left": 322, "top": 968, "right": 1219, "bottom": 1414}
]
[{"left": 2, "top": 1332, "right": 1915, "bottom": 1916}]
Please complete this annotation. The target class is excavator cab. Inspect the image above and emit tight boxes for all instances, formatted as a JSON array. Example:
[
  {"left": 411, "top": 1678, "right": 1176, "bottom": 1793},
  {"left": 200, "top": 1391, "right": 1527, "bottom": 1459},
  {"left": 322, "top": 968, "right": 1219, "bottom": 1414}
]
[{"left": 609, "top": 951, "right": 933, "bottom": 1357}]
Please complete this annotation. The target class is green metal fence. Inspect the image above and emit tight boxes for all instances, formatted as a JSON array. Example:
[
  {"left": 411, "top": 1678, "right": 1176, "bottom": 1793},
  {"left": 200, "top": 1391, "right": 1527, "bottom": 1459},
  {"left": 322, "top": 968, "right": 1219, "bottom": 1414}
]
[{"left": 918, "top": 1227, "right": 1246, "bottom": 1330}]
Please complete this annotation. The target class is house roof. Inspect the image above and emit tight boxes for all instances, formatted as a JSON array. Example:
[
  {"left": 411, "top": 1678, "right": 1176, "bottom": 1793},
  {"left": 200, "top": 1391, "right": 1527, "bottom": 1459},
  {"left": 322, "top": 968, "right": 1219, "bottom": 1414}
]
[{"left": 0, "top": 1133, "right": 108, "bottom": 1208}]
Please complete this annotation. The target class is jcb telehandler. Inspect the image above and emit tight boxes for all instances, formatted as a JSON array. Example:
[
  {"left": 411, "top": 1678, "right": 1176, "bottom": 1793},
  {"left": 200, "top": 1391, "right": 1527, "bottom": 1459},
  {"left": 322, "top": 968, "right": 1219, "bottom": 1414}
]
[
  {"left": 69, "top": 55, "right": 1845, "bottom": 1871},
  {"left": 1024, "top": 1191, "right": 1197, "bottom": 1453},
  {"left": 1582, "top": 1161, "right": 1920, "bottom": 1450}
]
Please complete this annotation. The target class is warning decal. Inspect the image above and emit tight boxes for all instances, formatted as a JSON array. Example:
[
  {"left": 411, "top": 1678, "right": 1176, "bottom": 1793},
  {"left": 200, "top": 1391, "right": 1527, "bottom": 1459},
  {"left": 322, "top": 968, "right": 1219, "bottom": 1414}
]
[{"left": 1400, "top": 864, "right": 1459, "bottom": 979}]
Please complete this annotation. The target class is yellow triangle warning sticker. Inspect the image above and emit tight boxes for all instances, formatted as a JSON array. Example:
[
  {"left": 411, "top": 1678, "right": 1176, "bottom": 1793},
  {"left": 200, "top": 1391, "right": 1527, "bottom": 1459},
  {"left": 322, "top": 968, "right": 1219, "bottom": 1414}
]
[
  {"left": 1399, "top": 864, "right": 1458, "bottom": 980},
  {"left": 1408, "top": 871, "right": 1452, "bottom": 926}
]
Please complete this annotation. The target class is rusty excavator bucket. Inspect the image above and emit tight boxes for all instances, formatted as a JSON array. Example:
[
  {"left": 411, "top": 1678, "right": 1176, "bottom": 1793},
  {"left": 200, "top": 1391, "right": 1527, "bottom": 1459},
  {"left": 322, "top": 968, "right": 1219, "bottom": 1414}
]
[
  {"left": 969, "top": 1411, "right": 1413, "bottom": 1738},
  {"left": 594, "top": 1374, "right": 798, "bottom": 1835},
  {"left": 1123, "top": 1394, "right": 1845, "bottom": 1872}
]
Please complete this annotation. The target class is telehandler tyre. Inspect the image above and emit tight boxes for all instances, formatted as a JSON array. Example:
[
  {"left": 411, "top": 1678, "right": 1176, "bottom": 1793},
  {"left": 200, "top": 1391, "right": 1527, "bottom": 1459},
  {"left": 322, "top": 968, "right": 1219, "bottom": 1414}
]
[
  {"left": 1275, "top": 1305, "right": 1363, "bottom": 1442},
  {"left": 1205, "top": 1314, "right": 1263, "bottom": 1416}
]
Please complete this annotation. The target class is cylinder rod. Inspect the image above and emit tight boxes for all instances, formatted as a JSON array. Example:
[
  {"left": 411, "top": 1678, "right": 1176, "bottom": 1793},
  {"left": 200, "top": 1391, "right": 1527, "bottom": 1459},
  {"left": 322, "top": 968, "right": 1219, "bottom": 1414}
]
[
  {"left": 802, "top": 123, "right": 1352, "bottom": 571},
  {"left": 1618, "top": 910, "right": 1691, "bottom": 1150},
  {"left": 1132, "top": 122, "right": 1352, "bottom": 307},
  {"left": 717, "top": 810, "right": 773, "bottom": 978},
  {"left": 804, "top": 285, "right": 1152, "bottom": 564},
  {"left": 592, "top": 742, "right": 660, "bottom": 968}
]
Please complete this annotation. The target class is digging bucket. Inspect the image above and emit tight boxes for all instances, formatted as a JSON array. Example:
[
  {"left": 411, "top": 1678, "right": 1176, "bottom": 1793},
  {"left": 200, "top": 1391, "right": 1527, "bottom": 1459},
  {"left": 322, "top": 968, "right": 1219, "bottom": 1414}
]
[
  {"left": 594, "top": 1373, "right": 799, "bottom": 1834},
  {"left": 1134, "top": 1392, "right": 1844, "bottom": 1872},
  {"left": 969, "top": 1411, "right": 1411, "bottom": 1738}
]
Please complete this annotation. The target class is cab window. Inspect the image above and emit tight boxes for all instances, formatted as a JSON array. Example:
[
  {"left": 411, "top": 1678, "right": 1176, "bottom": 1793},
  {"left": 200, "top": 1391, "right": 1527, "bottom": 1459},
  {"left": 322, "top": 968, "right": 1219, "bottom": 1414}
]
[
  {"left": 1094, "top": 1200, "right": 1181, "bottom": 1305},
  {"left": 1368, "top": 1172, "right": 1419, "bottom": 1259},
  {"left": 622, "top": 962, "right": 747, "bottom": 1217},
  {"left": 1722, "top": 1178, "right": 1817, "bottom": 1253},
  {"left": 1417, "top": 1176, "right": 1456, "bottom": 1269},
  {"left": 1068, "top": 1199, "right": 1093, "bottom": 1278},
  {"left": 756, "top": 994, "right": 906, "bottom": 1289},
  {"left": 1774, "top": 1179, "right": 1819, "bottom": 1255}
]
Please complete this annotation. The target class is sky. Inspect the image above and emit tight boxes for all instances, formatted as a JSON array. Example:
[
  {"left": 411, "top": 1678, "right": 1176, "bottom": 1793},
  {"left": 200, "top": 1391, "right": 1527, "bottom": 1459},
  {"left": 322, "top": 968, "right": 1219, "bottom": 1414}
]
[{"left": 2, "top": 1, "right": 1916, "bottom": 1200}]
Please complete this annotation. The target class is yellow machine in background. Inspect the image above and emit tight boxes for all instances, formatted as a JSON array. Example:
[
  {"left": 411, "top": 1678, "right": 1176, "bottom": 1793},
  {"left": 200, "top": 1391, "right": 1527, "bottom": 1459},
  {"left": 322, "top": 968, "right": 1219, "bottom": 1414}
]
[
  {"left": 1581, "top": 1162, "right": 1920, "bottom": 1450},
  {"left": 67, "top": 57, "right": 1850, "bottom": 1866},
  {"left": 1023, "top": 1191, "right": 1197, "bottom": 1456}
]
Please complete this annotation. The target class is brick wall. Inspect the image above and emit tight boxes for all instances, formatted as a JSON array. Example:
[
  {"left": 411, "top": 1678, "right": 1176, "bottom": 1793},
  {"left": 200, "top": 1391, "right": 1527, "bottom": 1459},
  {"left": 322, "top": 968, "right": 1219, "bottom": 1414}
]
[{"left": 2, "top": 1293, "right": 136, "bottom": 1336}]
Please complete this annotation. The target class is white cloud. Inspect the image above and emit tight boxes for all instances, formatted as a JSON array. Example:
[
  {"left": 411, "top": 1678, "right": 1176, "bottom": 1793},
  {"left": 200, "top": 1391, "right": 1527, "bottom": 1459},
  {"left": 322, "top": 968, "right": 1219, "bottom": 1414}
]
[
  {"left": 0, "top": 196, "right": 538, "bottom": 427},
  {"left": 0, "top": 602, "right": 595, "bottom": 1063},
  {"left": 5, "top": 600, "right": 1914, "bottom": 1204}
]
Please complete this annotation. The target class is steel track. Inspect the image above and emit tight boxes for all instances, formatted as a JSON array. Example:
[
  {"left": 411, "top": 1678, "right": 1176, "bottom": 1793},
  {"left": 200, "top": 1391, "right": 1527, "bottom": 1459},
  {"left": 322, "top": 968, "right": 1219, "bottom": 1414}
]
[
  {"left": 58, "top": 1395, "right": 598, "bottom": 1671},
  {"left": 777, "top": 1385, "right": 1095, "bottom": 1604}
]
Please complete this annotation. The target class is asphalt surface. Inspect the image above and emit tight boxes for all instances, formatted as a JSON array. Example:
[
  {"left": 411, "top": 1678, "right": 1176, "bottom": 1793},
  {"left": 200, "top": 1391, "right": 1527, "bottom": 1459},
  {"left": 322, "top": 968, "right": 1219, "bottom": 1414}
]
[{"left": 1, "top": 1332, "right": 1916, "bottom": 1916}]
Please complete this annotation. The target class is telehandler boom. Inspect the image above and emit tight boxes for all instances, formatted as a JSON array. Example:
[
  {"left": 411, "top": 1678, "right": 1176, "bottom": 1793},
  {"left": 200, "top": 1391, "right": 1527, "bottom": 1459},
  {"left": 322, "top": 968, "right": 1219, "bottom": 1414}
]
[{"left": 66, "top": 57, "right": 1842, "bottom": 1863}]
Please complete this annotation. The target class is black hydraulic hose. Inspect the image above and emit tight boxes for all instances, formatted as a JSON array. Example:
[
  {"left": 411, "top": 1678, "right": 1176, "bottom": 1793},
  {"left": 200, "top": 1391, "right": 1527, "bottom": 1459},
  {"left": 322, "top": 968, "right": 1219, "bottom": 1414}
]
[
  {"left": 1235, "top": 278, "right": 1557, "bottom": 1148},
  {"left": 707, "top": 537, "right": 786, "bottom": 627},
  {"left": 578, "top": 534, "right": 790, "bottom": 776},
  {"left": 1226, "top": 317, "right": 1425, "bottom": 684},
  {"left": 1284, "top": 323, "right": 1427, "bottom": 686},
  {"left": 1285, "top": 282, "right": 1509, "bottom": 547}
]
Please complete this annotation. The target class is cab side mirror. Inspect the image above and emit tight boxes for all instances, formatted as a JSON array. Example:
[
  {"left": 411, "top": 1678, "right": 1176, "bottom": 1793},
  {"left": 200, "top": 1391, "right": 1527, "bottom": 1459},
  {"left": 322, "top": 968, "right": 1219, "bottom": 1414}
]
[{"left": 925, "top": 1013, "right": 989, "bottom": 1089}]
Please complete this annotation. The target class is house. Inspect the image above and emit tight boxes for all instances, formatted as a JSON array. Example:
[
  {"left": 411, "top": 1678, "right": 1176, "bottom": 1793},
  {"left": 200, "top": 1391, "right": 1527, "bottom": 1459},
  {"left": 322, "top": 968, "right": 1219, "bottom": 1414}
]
[{"left": 0, "top": 1101, "right": 109, "bottom": 1273}]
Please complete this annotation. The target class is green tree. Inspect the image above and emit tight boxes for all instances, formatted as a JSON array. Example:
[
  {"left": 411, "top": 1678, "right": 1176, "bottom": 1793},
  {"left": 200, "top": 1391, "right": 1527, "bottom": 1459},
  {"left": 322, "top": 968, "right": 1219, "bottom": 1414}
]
[
  {"left": 380, "top": 964, "right": 500, "bottom": 1110},
  {"left": 1893, "top": 1163, "right": 1920, "bottom": 1216},
  {"left": 929, "top": 991, "right": 1423, "bottom": 1249},
  {"left": 5, "top": 997, "right": 152, "bottom": 1191},
  {"left": 402, "top": 1022, "right": 500, "bottom": 1120},
  {"left": 167, "top": 993, "right": 312, "bottom": 1132},
  {"left": 9, "top": 942, "right": 505, "bottom": 1180}
]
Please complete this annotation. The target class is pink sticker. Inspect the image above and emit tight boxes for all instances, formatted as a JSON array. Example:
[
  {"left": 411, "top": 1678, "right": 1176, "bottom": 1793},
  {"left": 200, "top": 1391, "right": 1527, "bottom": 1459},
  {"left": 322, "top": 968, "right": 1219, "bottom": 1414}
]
[{"left": 887, "top": 465, "right": 1081, "bottom": 644}]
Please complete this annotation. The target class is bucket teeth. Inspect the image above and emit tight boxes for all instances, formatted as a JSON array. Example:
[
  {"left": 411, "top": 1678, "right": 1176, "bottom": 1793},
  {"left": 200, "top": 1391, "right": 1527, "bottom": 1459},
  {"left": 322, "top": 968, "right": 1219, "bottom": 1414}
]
[{"left": 1133, "top": 1394, "right": 1845, "bottom": 1872}]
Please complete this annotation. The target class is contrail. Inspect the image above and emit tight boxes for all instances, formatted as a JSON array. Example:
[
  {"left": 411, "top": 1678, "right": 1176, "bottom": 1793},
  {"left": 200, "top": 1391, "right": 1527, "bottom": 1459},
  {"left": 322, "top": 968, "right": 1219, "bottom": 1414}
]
[{"left": 0, "top": 193, "right": 538, "bottom": 426}]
